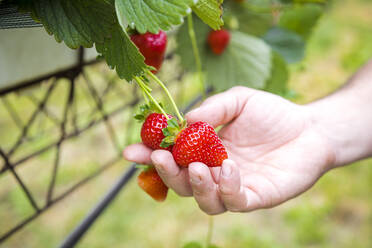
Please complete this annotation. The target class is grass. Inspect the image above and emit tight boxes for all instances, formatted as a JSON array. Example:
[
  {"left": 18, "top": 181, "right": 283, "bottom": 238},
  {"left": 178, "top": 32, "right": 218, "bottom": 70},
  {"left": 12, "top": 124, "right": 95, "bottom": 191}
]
[{"left": 1, "top": 0, "right": 372, "bottom": 247}]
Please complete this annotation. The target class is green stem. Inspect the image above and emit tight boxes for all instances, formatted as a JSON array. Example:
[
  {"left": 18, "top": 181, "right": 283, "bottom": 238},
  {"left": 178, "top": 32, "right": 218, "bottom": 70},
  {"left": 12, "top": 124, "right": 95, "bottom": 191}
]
[
  {"left": 146, "top": 70, "right": 184, "bottom": 123},
  {"left": 205, "top": 216, "right": 214, "bottom": 247},
  {"left": 187, "top": 13, "right": 206, "bottom": 99},
  {"left": 134, "top": 76, "right": 170, "bottom": 120},
  {"left": 140, "top": 78, "right": 153, "bottom": 92},
  {"left": 141, "top": 89, "right": 150, "bottom": 105}
]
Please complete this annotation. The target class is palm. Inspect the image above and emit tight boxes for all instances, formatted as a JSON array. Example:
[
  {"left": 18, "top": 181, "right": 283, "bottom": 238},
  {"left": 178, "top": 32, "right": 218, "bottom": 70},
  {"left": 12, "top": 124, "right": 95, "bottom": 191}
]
[
  {"left": 219, "top": 93, "right": 332, "bottom": 208},
  {"left": 124, "top": 87, "right": 334, "bottom": 213}
]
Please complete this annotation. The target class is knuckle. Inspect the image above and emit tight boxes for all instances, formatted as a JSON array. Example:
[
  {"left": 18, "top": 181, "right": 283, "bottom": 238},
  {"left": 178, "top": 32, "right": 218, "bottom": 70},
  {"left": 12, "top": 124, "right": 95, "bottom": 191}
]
[
  {"left": 192, "top": 184, "right": 214, "bottom": 196},
  {"left": 219, "top": 185, "right": 235, "bottom": 195},
  {"left": 219, "top": 183, "right": 240, "bottom": 196}
]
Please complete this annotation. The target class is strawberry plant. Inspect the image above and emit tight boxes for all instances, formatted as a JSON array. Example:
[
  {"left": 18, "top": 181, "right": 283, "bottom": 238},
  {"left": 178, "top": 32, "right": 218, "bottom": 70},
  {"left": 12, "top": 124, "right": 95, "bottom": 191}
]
[{"left": 9, "top": 0, "right": 328, "bottom": 246}]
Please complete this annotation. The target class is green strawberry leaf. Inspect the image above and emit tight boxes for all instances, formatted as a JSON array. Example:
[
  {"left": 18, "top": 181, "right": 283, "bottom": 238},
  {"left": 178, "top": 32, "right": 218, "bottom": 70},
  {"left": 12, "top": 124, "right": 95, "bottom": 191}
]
[
  {"left": 115, "top": 0, "right": 194, "bottom": 34},
  {"left": 61, "top": 0, "right": 116, "bottom": 44},
  {"left": 192, "top": 0, "right": 224, "bottom": 30},
  {"left": 263, "top": 27, "right": 305, "bottom": 63},
  {"left": 264, "top": 52, "right": 289, "bottom": 95},
  {"left": 176, "top": 17, "right": 272, "bottom": 91},
  {"left": 223, "top": 0, "right": 272, "bottom": 36},
  {"left": 32, "top": 0, "right": 91, "bottom": 48},
  {"left": 95, "top": 24, "right": 147, "bottom": 81},
  {"left": 32, "top": 0, "right": 116, "bottom": 49},
  {"left": 279, "top": 4, "right": 324, "bottom": 40}
]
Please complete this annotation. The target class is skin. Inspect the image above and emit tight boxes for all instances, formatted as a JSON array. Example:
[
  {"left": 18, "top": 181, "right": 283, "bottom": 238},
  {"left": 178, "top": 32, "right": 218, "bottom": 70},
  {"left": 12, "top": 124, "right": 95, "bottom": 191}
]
[{"left": 124, "top": 59, "right": 372, "bottom": 215}]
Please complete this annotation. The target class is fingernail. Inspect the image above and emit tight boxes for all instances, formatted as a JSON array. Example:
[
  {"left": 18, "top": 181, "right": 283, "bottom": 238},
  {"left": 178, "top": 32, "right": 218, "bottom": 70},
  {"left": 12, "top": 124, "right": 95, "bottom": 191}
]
[{"left": 222, "top": 163, "right": 232, "bottom": 178}]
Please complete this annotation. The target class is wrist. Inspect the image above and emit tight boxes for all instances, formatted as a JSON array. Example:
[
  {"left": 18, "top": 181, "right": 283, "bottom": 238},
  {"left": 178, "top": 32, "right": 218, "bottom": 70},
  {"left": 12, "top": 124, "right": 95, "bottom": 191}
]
[{"left": 305, "top": 95, "right": 372, "bottom": 168}]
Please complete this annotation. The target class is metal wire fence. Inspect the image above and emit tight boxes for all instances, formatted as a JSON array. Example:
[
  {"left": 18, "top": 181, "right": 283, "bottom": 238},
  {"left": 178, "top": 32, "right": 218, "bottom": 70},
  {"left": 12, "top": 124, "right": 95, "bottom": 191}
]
[{"left": 0, "top": 46, "right": 205, "bottom": 246}]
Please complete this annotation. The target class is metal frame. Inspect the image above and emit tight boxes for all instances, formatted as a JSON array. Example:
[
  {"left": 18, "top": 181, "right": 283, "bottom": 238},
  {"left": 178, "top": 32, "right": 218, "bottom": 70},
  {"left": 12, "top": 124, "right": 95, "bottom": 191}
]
[{"left": 0, "top": 48, "right": 134, "bottom": 242}]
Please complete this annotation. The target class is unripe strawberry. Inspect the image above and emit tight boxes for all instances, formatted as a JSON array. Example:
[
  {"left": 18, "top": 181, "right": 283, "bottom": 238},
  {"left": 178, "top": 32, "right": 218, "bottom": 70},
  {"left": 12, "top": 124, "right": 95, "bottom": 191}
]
[
  {"left": 207, "top": 29, "right": 231, "bottom": 55},
  {"left": 130, "top": 31, "right": 167, "bottom": 73}
]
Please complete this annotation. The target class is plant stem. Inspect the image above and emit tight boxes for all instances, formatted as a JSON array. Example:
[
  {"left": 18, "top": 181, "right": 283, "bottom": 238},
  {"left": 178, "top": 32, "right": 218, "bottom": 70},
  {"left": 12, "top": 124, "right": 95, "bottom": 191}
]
[
  {"left": 187, "top": 13, "right": 206, "bottom": 99},
  {"left": 146, "top": 70, "right": 184, "bottom": 123},
  {"left": 134, "top": 76, "right": 170, "bottom": 120},
  {"left": 205, "top": 215, "right": 214, "bottom": 247},
  {"left": 141, "top": 89, "right": 150, "bottom": 105}
]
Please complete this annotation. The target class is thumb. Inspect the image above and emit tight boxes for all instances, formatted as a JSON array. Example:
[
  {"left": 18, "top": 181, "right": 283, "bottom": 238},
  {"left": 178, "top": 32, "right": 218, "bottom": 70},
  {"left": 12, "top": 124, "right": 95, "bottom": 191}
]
[{"left": 186, "top": 86, "right": 257, "bottom": 127}]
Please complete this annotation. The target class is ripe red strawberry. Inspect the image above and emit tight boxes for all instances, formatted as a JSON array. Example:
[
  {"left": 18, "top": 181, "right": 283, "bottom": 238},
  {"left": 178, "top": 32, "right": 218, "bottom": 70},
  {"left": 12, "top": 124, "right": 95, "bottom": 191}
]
[
  {"left": 171, "top": 121, "right": 228, "bottom": 167},
  {"left": 141, "top": 113, "right": 173, "bottom": 151},
  {"left": 138, "top": 167, "right": 168, "bottom": 202},
  {"left": 207, "top": 29, "right": 231, "bottom": 55},
  {"left": 130, "top": 31, "right": 167, "bottom": 73}
]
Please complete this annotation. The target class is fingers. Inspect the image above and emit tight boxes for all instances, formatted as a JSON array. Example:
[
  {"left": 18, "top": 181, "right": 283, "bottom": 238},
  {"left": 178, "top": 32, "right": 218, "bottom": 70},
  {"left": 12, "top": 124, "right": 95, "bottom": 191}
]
[
  {"left": 218, "top": 159, "right": 249, "bottom": 212},
  {"left": 151, "top": 150, "right": 192, "bottom": 196},
  {"left": 123, "top": 143, "right": 152, "bottom": 165},
  {"left": 189, "top": 163, "right": 226, "bottom": 215},
  {"left": 186, "top": 86, "right": 257, "bottom": 127},
  {"left": 124, "top": 144, "right": 264, "bottom": 213}
]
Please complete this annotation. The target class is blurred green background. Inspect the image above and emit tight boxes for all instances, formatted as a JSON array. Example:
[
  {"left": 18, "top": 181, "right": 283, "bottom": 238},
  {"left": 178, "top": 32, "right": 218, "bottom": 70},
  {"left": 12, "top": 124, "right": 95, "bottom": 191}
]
[{"left": 1, "top": 0, "right": 372, "bottom": 247}]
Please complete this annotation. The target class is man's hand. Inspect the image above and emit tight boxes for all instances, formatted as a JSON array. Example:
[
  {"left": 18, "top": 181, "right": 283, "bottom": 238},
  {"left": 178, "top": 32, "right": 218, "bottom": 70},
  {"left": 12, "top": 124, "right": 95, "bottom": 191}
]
[{"left": 124, "top": 86, "right": 336, "bottom": 215}]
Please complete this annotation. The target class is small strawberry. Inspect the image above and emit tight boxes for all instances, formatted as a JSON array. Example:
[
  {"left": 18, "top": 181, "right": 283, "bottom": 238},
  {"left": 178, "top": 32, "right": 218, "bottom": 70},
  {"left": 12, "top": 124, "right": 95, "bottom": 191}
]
[
  {"left": 207, "top": 29, "right": 231, "bottom": 55},
  {"left": 135, "top": 103, "right": 173, "bottom": 151},
  {"left": 130, "top": 31, "right": 167, "bottom": 73},
  {"left": 161, "top": 121, "right": 228, "bottom": 167},
  {"left": 137, "top": 167, "right": 168, "bottom": 202},
  {"left": 141, "top": 113, "right": 173, "bottom": 151}
]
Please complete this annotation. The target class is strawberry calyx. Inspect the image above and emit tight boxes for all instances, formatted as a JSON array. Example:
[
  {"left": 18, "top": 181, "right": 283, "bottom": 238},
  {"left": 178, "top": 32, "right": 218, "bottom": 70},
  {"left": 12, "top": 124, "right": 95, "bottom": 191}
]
[
  {"left": 160, "top": 118, "right": 185, "bottom": 148},
  {"left": 134, "top": 102, "right": 165, "bottom": 122}
]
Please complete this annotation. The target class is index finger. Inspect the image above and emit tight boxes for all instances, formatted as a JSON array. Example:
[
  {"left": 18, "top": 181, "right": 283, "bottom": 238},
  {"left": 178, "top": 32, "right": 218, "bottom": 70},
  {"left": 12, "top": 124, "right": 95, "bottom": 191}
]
[
  {"left": 185, "top": 86, "right": 256, "bottom": 128},
  {"left": 151, "top": 150, "right": 193, "bottom": 197},
  {"left": 123, "top": 143, "right": 152, "bottom": 165}
]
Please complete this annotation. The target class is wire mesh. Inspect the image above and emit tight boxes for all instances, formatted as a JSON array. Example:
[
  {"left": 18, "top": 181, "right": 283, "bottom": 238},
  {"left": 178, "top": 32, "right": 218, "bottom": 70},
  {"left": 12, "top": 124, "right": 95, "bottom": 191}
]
[
  {"left": 0, "top": 47, "right": 196, "bottom": 243},
  {"left": 0, "top": 2, "right": 42, "bottom": 29}
]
